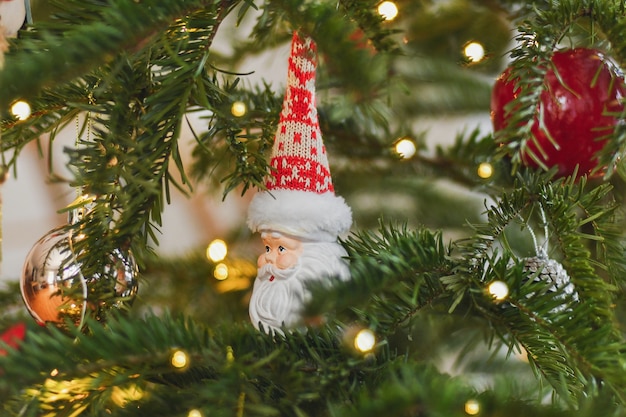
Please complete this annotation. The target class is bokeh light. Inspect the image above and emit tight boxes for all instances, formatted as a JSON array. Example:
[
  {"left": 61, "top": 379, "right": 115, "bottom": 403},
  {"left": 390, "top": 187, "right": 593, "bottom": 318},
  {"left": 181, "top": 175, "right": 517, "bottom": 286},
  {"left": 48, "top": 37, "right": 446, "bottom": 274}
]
[
  {"left": 378, "top": 1, "right": 398, "bottom": 21},
  {"left": 231, "top": 101, "right": 247, "bottom": 117},
  {"left": 214, "top": 263, "right": 229, "bottom": 280},
  {"left": 11, "top": 100, "right": 31, "bottom": 120},
  {"left": 477, "top": 162, "right": 493, "bottom": 179},
  {"left": 464, "top": 41, "right": 486, "bottom": 63},
  {"left": 354, "top": 329, "right": 376, "bottom": 352},
  {"left": 207, "top": 239, "right": 228, "bottom": 262},
  {"left": 465, "top": 399, "right": 481, "bottom": 415},
  {"left": 395, "top": 138, "right": 417, "bottom": 160},
  {"left": 488, "top": 280, "right": 509, "bottom": 301},
  {"left": 170, "top": 349, "right": 189, "bottom": 369}
]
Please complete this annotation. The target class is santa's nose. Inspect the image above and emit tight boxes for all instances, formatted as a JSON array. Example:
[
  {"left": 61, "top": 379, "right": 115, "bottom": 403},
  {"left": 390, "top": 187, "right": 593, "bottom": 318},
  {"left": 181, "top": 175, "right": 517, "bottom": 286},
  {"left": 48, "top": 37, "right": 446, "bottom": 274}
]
[{"left": 264, "top": 252, "right": 276, "bottom": 264}]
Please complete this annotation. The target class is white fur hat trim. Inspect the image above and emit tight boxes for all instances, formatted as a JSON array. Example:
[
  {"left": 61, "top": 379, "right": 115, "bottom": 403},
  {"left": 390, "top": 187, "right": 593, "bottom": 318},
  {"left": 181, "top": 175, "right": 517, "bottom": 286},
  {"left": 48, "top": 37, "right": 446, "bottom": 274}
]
[{"left": 247, "top": 189, "right": 352, "bottom": 242}]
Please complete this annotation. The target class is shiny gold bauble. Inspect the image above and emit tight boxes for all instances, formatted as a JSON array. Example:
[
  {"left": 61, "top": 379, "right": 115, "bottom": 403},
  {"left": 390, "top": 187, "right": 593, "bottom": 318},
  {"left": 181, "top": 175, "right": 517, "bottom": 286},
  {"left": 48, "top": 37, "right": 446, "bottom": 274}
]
[{"left": 20, "top": 227, "right": 138, "bottom": 329}]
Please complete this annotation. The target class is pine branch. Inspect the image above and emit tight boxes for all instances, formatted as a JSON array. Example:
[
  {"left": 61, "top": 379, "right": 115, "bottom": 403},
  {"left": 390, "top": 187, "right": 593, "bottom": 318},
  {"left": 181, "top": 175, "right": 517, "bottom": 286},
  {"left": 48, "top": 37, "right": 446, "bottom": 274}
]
[
  {"left": 190, "top": 80, "right": 281, "bottom": 197},
  {"left": 1, "top": 308, "right": 624, "bottom": 416},
  {"left": 0, "top": 0, "right": 246, "bottom": 107},
  {"left": 305, "top": 224, "right": 455, "bottom": 336},
  {"left": 3, "top": 1, "right": 626, "bottom": 416},
  {"left": 0, "top": 314, "right": 384, "bottom": 417},
  {"left": 328, "top": 362, "right": 477, "bottom": 417},
  {"left": 304, "top": 171, "right": 626, "bottom": 406},
  {"left": 453, "top": 172, "right": 626, "bottom": 404}
]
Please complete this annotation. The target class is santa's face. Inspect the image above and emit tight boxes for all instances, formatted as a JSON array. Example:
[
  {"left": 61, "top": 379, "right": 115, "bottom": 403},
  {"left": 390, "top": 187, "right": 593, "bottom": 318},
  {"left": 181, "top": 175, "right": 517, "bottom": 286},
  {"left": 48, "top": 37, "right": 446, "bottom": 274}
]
[
  {"left": 257, "top": 232, "right": 303, "bottom": 270},
  {"left": 249, "top": 235, "right": 351, "bottom": 334}
]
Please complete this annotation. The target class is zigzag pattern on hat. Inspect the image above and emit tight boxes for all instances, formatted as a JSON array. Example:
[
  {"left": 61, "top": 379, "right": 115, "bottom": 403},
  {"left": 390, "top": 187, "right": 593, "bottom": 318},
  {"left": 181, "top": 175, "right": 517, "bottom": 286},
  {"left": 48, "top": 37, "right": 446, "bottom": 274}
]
[
  {"left": 248, "top": 31, "right": 352, "bottom": 240},
  {"left": 266, "top": 31, "right": 334, "bottom": 194}
]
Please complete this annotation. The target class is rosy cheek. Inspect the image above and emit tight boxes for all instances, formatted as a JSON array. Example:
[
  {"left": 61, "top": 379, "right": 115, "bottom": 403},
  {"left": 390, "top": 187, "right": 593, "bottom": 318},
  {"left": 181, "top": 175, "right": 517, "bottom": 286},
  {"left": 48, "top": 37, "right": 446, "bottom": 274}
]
[
  {"left": 276, "top": 254, "right": 294, "bottom": 269},
  {"left": 257, "top": 254, "right": 266, "bottom": 268}
]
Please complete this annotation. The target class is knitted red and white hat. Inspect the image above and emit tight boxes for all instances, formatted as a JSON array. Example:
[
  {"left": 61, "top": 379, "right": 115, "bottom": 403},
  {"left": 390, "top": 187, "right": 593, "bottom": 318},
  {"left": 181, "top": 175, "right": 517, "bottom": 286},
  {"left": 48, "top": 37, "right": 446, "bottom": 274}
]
[{"left": 247, "top": 31, "right": 352, "bottom": 242}]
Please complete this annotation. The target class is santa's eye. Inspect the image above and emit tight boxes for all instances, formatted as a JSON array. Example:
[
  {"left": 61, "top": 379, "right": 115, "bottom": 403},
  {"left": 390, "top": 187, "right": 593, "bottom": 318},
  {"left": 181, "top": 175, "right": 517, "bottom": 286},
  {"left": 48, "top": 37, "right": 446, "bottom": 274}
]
[
  {"left": 265, "top": 245, "right": 271, "bottom": 253},
  {"left": 278, "top": 246, "right": 286, "bottom": 253}
]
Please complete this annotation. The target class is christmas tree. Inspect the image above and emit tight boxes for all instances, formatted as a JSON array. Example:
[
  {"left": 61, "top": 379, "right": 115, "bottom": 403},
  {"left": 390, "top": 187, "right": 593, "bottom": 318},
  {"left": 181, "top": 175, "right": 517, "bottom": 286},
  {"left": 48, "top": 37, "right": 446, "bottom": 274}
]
[{"left": 2, "top": 0, "right": 626, "bottom": 416}]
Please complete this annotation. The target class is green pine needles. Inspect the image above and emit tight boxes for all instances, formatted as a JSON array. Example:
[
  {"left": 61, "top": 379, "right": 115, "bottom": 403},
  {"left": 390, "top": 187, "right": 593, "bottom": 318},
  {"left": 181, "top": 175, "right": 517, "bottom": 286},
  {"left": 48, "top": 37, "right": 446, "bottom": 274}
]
[{"left": 2, "top": 0, "right": 626, "bottom": 416}]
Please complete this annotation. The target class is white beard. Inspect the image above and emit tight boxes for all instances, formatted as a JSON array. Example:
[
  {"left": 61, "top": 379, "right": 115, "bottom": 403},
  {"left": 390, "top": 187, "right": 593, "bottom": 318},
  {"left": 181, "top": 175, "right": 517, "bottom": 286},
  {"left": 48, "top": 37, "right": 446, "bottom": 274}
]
[
  {"left": 249, "top": 263, "right": 306, "bottom": 333},
  {"left": 249, "top": 241, "right": 351, "bottom": 334}
]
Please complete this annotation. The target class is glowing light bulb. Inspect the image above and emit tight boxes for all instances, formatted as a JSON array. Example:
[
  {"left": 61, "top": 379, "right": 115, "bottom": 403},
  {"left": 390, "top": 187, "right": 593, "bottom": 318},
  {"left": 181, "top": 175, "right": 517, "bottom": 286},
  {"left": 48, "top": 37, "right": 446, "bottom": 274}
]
[
  {"left": 395, "top": 138, "right": 417, "bottom": 159},
  {"left": 231, "top": 101, "right": 247, "bottom": 117},
  {"left": 465, "top": 399, "right": 480, "bottom": 415},
  {"left": 354, "top": 329, "right": 376, "bottom": 352},
  {"left": 464, "top": 42, "right": 485, "bottom": 63},
  {"left": 170, "top": 349, "right": 189, "bottom": 369},
  {"left": 207, "top": 239, "right": 228, "bottom": 262},
  {"left": 477, "top": 162, "right": 493, "bottom": 179},
  {"left": 11, "top": 100, "right": 31, "bottom": 120},
  {"left": 214, "top": 263, "right": 229, "bottom": 280},
  {"left": 188, "top": 410, "right": 203, "bottom": 417},
  {"left": 488, "top": 280, "right": 509, "bottom": 301},
  {"left": 378, "top": 1, "right": 398, "bottom": 21}
]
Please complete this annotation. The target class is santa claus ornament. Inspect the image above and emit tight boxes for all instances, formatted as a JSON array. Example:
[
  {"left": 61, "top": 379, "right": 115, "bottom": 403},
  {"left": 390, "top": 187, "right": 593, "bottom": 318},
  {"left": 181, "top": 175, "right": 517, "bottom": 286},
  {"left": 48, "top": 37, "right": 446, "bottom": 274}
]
[
  {"left": 247, "top": 31, "right": 353, "bottom": 334},
  {"left": 0, "top": 0, "right": 26, "bottom": 38},
  {"left": 0, "top": 0, "right": 27, "bottom": 68},
  {"left": 491, "top": 48, "right": 626, "bottom": 177}
]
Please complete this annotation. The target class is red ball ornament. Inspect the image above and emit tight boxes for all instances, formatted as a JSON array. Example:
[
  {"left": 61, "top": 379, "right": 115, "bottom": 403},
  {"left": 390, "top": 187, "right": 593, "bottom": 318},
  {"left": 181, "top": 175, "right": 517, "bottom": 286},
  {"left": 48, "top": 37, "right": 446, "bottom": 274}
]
[
  {"left": 0, "top": 322, "right": 26, "bottom": 356},
  {"left": 491, "top": 48, "right": 626, "bottom": 177}
]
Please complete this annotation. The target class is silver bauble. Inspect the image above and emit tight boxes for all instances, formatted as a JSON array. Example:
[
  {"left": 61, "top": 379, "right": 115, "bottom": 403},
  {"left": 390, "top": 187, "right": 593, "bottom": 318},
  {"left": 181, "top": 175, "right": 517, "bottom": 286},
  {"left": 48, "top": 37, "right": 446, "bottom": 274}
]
[{"left": 20, "top": 227, "right": 138, "bottom": 329}]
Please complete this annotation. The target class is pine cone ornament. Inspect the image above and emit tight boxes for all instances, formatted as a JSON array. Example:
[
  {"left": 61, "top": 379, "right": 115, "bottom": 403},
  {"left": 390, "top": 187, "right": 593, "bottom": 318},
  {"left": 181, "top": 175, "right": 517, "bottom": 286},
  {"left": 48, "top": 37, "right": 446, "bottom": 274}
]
[{"left": 520, "top": 252, "right": 578, "bottom": 315}]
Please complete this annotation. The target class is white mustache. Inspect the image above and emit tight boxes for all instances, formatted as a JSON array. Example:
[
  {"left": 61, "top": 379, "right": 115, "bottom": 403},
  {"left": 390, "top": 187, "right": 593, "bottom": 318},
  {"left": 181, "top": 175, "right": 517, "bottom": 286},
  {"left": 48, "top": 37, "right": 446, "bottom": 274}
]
[{"left": 258, "top": 263, "right": 299, "bottom": 281}]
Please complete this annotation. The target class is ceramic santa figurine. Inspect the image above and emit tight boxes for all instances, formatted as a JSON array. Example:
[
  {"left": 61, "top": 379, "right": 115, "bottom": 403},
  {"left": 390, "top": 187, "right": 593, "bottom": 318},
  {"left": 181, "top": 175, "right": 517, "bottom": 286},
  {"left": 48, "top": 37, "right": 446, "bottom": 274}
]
[
  {"left": 0, "top": 0, "right": 26, "bottom": 38},
  {"left": 247, "top": 31, "right": 353, "bottom": 334}
]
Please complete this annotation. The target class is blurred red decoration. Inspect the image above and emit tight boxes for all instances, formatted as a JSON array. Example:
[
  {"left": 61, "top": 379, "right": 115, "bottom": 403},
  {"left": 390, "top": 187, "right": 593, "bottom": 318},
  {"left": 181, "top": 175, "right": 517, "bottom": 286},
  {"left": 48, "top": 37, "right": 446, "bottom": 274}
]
[
  {"left": 0, "top": 322, "right": 26, "bottom": 355},
  {"left": 491, "top": 48, "right": 626, "bottom": 177}
]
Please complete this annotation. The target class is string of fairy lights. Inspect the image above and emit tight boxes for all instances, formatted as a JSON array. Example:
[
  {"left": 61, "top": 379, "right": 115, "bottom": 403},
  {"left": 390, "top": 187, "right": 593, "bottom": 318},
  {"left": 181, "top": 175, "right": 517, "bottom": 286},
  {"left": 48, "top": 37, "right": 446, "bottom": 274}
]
[
  {"left": 43, "top": 333, "right": 502, "bottom": 417},
  {"left": 5, "top": 3, "right": 499, "bottom": 415},
  {"left": 7, "top": 0, "right": 491, "bottom": 180}
]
